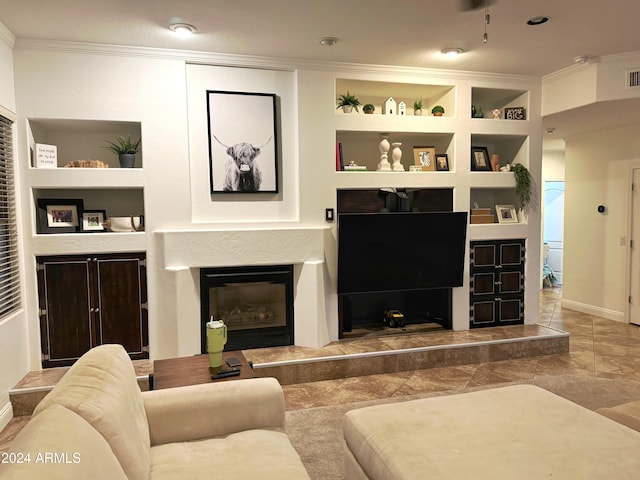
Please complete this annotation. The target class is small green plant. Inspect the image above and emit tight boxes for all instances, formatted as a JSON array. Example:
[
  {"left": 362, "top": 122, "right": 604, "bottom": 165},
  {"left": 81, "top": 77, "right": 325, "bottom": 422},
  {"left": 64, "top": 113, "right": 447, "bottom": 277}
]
[
  {"left": 363, "top": 103, "right": 375, "bottom": 114},
  {"left": 336, "top": 91, "right": 361, "bottom": 112},
  {"left": 511, "top": 163, "right": 533, "bottom": 209},
  {"left": 431, "top": 105, "right": 445, "bottom": 115},
  {"left": 413, "top": 98, "right": 423, "bottom": 111},
  {"left": 105, "top": 136, "right": 141, "bottom": 155}
]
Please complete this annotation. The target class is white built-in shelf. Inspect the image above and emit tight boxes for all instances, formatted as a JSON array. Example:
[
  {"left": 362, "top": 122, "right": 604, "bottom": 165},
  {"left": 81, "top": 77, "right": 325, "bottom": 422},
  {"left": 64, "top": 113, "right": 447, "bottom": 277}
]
[{"left": 32, "top": 232, "right": 147, "bottom": 256}]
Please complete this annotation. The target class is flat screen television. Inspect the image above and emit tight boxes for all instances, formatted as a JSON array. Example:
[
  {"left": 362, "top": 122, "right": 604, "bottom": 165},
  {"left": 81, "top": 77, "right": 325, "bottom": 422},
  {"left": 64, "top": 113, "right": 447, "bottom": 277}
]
[{"left": 337, "top": 211, "right": 468, "bottom": 295}]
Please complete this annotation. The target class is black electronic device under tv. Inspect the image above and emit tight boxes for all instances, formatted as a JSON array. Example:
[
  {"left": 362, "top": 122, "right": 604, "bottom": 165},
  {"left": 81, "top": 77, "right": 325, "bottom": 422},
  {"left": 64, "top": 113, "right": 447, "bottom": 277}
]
[{"left": 337, "top": 211, "right": 468, "bottom": 295}]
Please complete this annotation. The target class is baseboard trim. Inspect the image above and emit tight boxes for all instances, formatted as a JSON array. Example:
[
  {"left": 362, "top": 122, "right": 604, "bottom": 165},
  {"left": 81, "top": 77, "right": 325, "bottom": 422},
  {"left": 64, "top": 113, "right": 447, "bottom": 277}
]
[
  {"left": 0, "top": 401, "right": 13, "bottom": 432},
  {"left": 561, "top": 299, "right": 625, "bottom": 323}
]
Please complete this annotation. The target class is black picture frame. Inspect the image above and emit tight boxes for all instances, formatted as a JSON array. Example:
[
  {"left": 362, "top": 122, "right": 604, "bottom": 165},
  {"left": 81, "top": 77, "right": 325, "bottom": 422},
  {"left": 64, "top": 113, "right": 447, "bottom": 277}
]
[
  {"left": 471, "top": 146, "right": 491, "bottom": 171},
  {"left": 435, "top": 153, "right": 449, "bottom": 171},
  {"left": 37, "top": 198, "right": 84, "bottom": 234},
  {"left": 82, "top": 209, "right": 107, "bottom": 232},
  {"left": 206, "top": 90, "right": 279, "bottom": 194}
]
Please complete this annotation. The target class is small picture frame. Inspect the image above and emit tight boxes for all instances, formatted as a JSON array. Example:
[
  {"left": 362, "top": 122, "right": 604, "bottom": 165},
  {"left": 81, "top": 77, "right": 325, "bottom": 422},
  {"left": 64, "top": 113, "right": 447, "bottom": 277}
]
[
  {"left": 496, "top": 204, "right": 518, "bottom": 224},
  {"left": 82, "top": 210, "right": 107, "bottom": 232},
  {"left": 435, "top": 153, "right": 449, "bottom": 171},
  {"left": 471, "top": 146, "right": 491, "bottom": 171},
  {"left": 413, "top": 146, "right": 436, "bottom": 171},
  {"left": 37, "top": 198, "right": 84, "bottom": 234}
]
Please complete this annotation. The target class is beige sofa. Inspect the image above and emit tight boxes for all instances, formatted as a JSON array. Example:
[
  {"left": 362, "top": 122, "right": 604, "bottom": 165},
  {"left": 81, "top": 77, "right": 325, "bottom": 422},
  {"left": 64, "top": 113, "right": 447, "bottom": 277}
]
[{"left": 1, "top": 344, "right": 310, "bottom": 480}]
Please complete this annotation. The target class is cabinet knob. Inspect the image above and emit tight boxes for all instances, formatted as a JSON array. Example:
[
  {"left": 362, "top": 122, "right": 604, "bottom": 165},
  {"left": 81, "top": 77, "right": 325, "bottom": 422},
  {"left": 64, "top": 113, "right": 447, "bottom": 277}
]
[{"left": 93, "top": 258, "right": 98, "bottom": 262}]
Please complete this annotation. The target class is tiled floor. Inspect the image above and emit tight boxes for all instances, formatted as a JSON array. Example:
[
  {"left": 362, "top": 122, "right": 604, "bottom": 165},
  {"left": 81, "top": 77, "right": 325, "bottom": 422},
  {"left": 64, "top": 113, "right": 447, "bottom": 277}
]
[
  {"left": 278, "top": 287, "right": 640, "bottom": 409},
  {"left": 4, "top": 287, "right": 640, "bottom": 447}
]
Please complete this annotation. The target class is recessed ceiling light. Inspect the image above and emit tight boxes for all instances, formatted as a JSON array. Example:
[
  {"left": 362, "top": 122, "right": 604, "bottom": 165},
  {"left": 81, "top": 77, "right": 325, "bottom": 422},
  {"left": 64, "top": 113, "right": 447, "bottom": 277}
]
[
  {"left": 319, "top": 37, "right": 339, "bottom": 46},
  {"left": 545, "top": 127, "right": 556, "bottom": 134},
  {"left": 527, "top": 16, "right": 550, "bottom": 26},
  {"left": 169, "top": 23, "right": 197, "bottom": 37},
  {"left": 441, "top": 48, "right": 464, "bottom": 57},
  {"left": 573, "top": 55, "right": 590, "bottom": 64}
]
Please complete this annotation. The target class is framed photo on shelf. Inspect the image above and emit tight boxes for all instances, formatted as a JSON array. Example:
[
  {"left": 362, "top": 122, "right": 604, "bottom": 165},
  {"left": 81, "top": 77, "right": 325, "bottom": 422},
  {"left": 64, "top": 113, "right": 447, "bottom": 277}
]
[
  {"left": 435, "top": 153, "right": 449, "bottom": 171},
  {"left": 37, "top": 198, "right": 83, "bottom": 234},
  {"left": 82, "top": 210, "right": 107, "bottom": 232},
  {"left": 413, "top": 146, "right": 436, "bottom": 171},
  {"left": 496, "top": 204, "right": 519, "bottom": 224},
  {"left": 206, "top": 90, "right": 279, "bottom": 194},
  {"left": 471, "top": 146, "right": 491, "bottom": 171}
]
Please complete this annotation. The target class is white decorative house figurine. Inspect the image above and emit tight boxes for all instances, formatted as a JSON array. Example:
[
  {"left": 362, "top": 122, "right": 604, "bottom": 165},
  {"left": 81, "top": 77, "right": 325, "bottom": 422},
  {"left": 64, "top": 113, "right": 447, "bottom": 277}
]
[
  {"left": 383, "top": 97, "right": 397, "bottom": 115},
  {"left": 398, "top": 101, "right": 406, "bottom": 116},
  {"left": 377, "top": 135, "right": 392, "bottom": 171},
  {"left": 391, "top": 142, "right": 405, "bottom": 171}
]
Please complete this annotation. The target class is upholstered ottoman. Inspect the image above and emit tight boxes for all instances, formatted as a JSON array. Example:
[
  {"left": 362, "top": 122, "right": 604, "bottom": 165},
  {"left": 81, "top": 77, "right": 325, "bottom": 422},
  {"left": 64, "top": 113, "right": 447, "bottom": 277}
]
[{"left": 343, "top": 385, "right": 640, "bottom": 479}]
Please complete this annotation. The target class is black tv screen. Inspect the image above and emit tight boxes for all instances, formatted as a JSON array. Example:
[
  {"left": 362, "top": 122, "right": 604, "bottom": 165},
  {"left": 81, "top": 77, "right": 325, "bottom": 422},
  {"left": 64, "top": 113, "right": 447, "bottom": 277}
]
[{"left": 337, "top": 212, "right": 468, "bottom": 295}]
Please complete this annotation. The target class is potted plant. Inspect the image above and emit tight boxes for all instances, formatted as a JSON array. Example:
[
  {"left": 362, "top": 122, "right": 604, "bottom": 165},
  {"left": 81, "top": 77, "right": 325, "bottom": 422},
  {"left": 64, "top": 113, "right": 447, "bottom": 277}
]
[
  {"left": 413, "top": 98, "right": 423, "bottom": 116},
  {"left": 511, "top": 163, "right": 533, "bottom": 210},
  {"left": 336, "top": 91, "right": 361, "bottom": 113},
  {"left": 363, "top": 104, "right": 375, "bottom": 114},
  {"left": 431, "top": 105, "right": 445, "bottom": 116},
  {"left": 105, "top": 136, "right": 141, "bottom": 168}
]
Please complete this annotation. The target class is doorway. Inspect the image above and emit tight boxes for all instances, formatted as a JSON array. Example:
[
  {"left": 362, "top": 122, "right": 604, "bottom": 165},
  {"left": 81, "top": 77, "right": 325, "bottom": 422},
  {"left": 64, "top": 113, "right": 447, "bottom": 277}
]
[
  {"left": 543, "top": 181, "right": 565, "bottom": 285},
  {"left": 629, "top": 169, "right": 640, "bottom": 325}
]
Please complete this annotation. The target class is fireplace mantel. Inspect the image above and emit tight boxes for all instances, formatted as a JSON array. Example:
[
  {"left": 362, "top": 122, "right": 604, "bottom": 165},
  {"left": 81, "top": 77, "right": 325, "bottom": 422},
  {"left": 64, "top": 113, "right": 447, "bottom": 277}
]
[
  {"left": 154, "top": 226, "right": 335, "bottom": 355},
  {"left": 156, "top": 226, "right": 329, "bottom": 268}
]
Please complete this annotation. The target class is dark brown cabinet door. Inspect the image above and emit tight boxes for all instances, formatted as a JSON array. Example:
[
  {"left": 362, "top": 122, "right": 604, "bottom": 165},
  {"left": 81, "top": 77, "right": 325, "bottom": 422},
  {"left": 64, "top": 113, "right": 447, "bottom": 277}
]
[
  {"left": 469, "top": 239, "right": 525, "bottom": 328},
  {"left": 37, "top": 252, "right": 148, "bottom": 367}
]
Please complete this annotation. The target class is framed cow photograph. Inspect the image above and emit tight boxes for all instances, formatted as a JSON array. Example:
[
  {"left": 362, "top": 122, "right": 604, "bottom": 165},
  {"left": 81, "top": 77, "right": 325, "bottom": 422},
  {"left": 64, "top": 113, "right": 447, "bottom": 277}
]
[{"left": 206, "top": 90, "right": 279, "bottom": 194}]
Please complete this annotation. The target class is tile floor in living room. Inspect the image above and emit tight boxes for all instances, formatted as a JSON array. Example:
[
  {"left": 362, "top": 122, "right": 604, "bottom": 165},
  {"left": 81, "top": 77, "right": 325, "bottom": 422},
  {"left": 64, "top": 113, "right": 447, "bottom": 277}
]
[
  {"left": 3, "top": 287, "right": 640, "bottom": 448},
  {"left": 279, "top": 287, "right": 640, "bottom": 409}
]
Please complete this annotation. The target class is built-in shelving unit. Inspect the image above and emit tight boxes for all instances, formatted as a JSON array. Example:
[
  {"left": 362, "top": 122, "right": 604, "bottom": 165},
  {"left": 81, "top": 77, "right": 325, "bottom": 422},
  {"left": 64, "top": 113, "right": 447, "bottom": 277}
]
[
  {"left": 25, "top": 118, "right": 146, "bottom": 248},
  {"left": 332, "top": 75, "right": 539, "bottom": 330}
]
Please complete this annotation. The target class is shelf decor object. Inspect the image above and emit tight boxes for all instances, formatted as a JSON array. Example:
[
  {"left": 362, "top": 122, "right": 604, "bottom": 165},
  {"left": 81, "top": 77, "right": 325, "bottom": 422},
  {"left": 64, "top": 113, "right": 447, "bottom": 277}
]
[
  {"left": 82, "top": 210, "right": 107, "bottom": 232},
  {"left": 377, "top": 135, "right": 392, "bottom": 172},
  {"left": 413, "top": 146, "right": 436, "bottom": 172},
  {"left": 511, "top": 163, "right": 533, "bottom": 209},
  {"left": 336, "top": 91, "right": 361, "bottom": 113},
  {"left": 207, "top": 90, "right": 278, "bottom": 194},
  {"left": 505, "top": 107, "right": 526, "bottom": 120},
  {"left": 35, "top": 143, "right": 57, "bottom": 168},
  {"left": 391, "top": 143, "right": 405, "bottom": 171},
  {"left": 496, "top": 204, "right": 519, "bottom": 224},
  {"left": 471, "top": 146, "right": 491, "bottom": 171},
  {"left": 37, "top": 198, "right": 84, "bottom": 234},
  {"left": 105, "top": 136, "right": 141, "bottom": 168},
  {"left": 436, "top": 154, "right": 449, "bottom": 171}
]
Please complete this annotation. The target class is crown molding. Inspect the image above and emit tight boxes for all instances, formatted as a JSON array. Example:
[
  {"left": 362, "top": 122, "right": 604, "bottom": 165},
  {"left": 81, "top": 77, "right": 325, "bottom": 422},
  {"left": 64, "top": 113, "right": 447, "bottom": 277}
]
[
  {"left": 0, "top": 22, "right": 15, "bottom": 49},
  {"left": 14, "top": 38, "right": 540, "bottom": 85}
]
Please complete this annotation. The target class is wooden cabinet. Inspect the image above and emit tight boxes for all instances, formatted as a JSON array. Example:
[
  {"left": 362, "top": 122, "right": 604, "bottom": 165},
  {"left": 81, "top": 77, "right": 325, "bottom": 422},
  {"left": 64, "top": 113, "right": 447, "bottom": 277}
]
[
  {"left": 469, "top": 239, "right": 525, "bottom": 328},
  {"left": 37, "top": 252, "right": 148, "bottom": 367}
]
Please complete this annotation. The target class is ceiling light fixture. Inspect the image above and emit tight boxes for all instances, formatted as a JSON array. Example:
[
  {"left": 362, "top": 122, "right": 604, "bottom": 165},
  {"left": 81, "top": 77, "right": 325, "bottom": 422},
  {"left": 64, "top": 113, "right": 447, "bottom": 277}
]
[
  {"left": 319, "top": 37, "right": 339, "bottom": 46},
  {"left": 545, "top": 127, "right": 556, "bottom": 134},
  {"left": 483, "top": 2, "right": 490, "bottom": 43},
  {"left": 573, "top": 55, "right": 590, "bottom": 64},
  {"left": 169, "top": 23, "right": 197, "bottom": 37},
  {"left": 441, "top": 47, "right": 464, "bottom": 57},
  {"left": 527, "top": 16, "right": 550, "bottom": 26}
]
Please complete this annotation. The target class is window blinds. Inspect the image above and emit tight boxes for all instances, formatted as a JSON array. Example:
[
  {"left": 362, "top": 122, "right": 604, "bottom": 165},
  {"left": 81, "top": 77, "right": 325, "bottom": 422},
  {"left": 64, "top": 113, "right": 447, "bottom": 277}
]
[{"left": 0, "top": 115, "right": 20, "bottom": 318}]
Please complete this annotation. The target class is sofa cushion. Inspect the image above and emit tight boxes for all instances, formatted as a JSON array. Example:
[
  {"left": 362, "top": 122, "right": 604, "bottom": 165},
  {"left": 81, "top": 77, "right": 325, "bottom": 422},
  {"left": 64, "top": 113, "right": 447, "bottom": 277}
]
[
  {"left": 33, "top": 344, "right": 150, "bottom": 480},
  {"left": 149, "top": 429, "right": 310, "bottom": 479},
  {"left": 0, "top": 404, "right": 127, "bottom": 480}
]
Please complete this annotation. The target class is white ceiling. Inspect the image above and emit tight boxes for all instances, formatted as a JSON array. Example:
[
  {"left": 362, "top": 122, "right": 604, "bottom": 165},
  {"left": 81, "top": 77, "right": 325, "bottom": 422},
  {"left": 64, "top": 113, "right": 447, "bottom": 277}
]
[{"left": 1, "top": 0, "right": 639, "bottom": 147}]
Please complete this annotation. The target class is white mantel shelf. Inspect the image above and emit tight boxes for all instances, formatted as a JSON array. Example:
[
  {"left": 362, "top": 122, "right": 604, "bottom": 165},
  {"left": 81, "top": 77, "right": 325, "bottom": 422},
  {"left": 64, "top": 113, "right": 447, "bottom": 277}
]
[{"left": 156, "top": 226, "right": 331, "bottom": 269}]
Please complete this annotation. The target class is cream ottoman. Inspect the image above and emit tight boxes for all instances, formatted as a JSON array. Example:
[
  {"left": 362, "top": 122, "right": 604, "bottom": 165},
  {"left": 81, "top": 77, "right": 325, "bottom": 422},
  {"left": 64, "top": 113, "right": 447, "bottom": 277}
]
[{"left": 343, "top": 384, "right": 640, "bottom": 479}]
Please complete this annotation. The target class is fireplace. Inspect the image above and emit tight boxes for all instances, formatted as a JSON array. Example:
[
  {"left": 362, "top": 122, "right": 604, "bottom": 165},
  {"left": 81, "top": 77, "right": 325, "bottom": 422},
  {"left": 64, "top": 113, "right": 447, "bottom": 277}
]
[{"left": 200, "top": 265, "right": 294, "bottom": 351}]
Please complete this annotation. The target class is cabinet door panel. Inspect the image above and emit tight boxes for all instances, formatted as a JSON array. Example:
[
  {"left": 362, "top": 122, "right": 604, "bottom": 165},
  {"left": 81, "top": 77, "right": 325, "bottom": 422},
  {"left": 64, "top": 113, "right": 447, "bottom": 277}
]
[
  {"left": 39, "top": 259, "right": 93, "bottom": 364},
  {"left": 97, "top": 257, "right": 144, "bottom": 353},
  {"left": 499, "top": 271, "right": 522, "bottom": 294}
]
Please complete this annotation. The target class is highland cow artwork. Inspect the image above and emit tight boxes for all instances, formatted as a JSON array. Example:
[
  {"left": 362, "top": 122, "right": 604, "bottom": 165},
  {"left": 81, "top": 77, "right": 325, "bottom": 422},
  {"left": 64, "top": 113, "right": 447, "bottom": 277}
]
[{"left": 207, "top": 91, "right": 278, "bottom": 193}]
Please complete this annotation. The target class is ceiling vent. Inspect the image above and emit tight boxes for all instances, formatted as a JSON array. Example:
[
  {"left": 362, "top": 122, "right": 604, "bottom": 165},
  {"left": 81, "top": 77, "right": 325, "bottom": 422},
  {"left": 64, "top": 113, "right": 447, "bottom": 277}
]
[{"left": 627, "top": 68, "right": 640, "bottom": 90}]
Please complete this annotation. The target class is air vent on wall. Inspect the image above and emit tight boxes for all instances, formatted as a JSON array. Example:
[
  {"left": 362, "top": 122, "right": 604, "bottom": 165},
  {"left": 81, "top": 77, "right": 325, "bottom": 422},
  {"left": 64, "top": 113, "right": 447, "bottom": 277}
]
[{"left": 627, "top": 68, "right": 640, "bottom": 90}]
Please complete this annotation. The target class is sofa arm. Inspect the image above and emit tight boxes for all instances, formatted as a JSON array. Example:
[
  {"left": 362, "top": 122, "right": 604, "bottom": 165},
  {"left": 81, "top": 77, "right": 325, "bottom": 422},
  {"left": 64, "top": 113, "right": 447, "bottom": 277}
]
[{"left": 142, "top": 377, "right": 285, "bottom": 446}]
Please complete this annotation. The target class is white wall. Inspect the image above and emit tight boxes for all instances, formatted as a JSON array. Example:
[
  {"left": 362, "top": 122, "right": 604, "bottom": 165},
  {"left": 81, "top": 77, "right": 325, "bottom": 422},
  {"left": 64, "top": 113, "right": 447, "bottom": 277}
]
[
  {"left": 563, "top": 125, "right": 640, "bottom": 320},
  {"left": 0, "top": 23, "right": 29, "bottom": 432}
]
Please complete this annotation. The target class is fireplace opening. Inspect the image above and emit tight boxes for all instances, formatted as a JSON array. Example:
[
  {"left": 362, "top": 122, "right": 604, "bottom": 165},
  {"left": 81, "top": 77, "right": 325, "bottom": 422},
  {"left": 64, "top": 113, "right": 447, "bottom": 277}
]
[{"left": 200, "top": 265, "right": 294, "bottom": 351}]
